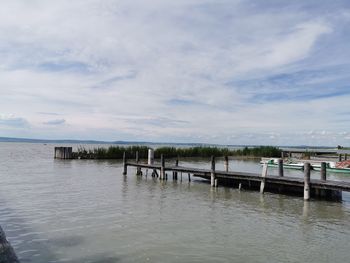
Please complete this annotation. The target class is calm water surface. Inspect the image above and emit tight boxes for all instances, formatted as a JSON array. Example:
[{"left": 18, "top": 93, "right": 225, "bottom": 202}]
[{"left": 1, "top": 143, "right": 350, "bottom": 263}]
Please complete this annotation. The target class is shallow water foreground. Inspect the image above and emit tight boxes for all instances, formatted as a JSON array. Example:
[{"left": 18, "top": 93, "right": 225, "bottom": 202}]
[{"left": 0, "top": 143, "right": 350, "bottom": 263}]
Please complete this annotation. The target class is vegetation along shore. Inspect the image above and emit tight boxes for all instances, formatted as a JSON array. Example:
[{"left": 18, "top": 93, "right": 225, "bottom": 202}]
[{"left": 72, "top": 146, "right": 281, "bottom": 159}]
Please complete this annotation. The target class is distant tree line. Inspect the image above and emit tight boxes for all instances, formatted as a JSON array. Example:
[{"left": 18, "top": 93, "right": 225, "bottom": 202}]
[{"left": 73, "top": 145, "right": 281, "bottom": 159}]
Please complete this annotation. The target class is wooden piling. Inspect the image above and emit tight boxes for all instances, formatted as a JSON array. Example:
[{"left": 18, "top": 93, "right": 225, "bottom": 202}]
[
  {"left": 210, "top": 156, "right": 216, "bottom": 187},
  {"left": 320, "top": 162, "right": 327, "bottom": 181},
  {"left": 260, "top": 163, "right": 268, "bottom": 193},
  {"left": 160, "top": 154, "right": 165, "bottom": 180},
  {"left": 224, "top": 156, "right": 229, "bottom": 172},
  {"left": 123, "top": 152, "right": 127, "bottom": 175},
  {"left": 148, "top": 149, "right": 154, "bottom": 165},
  {"left": 339, "top": 154, "right": 342, "bottom": 162},
  {"left": 278, "top": 158, "right": 284, "bottom": 177},
  {"left": 304, "top": 163, "right": 311, "bottom": 201},
  {"left": 174, "top": 158, "right": 179, "bottom": 180},
  {"left": 188, "top": 173, "right": 191, "bottom": 182},
  {"left": 136, "top": 151, "right": 142, "bottom": 175}
]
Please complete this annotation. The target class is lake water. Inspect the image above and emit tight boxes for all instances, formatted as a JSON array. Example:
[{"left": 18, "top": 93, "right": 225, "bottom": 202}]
[{"left": 1, "top": 143, "right": 350, "bottom": 263}]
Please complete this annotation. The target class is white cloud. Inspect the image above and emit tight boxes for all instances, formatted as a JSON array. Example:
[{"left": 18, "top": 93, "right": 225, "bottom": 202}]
[{"left": 0, "top": 1, "right": 349, "bottom": 145}]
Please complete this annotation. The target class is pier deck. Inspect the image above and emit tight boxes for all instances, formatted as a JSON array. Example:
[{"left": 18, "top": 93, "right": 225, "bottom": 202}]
[{"left": 126, "top": 162, "right": 350, "bottom": 199}]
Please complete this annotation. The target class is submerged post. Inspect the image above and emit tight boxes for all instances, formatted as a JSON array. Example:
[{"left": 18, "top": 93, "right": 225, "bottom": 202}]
[
  {"left": 278, "top": 158, "right": 284, "bottom": 177},
  {"left": 304, "top": 162, "right": 311, "bottom": 201},
  {"left": 211, "top": 156, "right": 216, "bottom": 187},
  {"left": 160, "top": 154, "right": 165, "bottom": 180},
  {"left": 224, "top": 156, "right": 229, "bottom": 172},
  {"left": 320, "top": 162, "right": 327, "bottom": 181},
  {"left": 260, "top": 163, "right": 268, "bottom": 193},
  {"left": 123, "top": 152, "right": 127, "bottom": 175}
]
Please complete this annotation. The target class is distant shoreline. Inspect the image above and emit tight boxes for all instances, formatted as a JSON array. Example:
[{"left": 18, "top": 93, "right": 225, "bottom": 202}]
[{"left": 0, "top": 136, "right": 336, "bottom": 149}]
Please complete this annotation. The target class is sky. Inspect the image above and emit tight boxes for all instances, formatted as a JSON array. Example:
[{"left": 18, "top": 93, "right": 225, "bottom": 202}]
[{"left": 1, "top": 0, "right": 350, "bottom": 146}]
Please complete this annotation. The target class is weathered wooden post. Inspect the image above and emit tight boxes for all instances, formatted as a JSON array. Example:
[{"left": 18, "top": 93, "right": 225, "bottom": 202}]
[
  {"left": 174, "top": 158, "right": 179, "bottom": 180},
  {"left": 136, "top": 151, "right": 142, "bottom": 175},
  {"left": 224, "top": 156, "right": 229, "bottom": 172},
  {"left": 304, "top": 162, "right": 311, "bottom": 201},
  {"left": 339, "top": 154, "right": 342, "bottom": 162},
  {"left": 260, "top": 163, "right": 268, "bottom": 193},
  {"left": 148, "top": 149, "right": 154, "bottom": 165},
  {"left": 278, "top": 158, "right": 284, "bottom": 177},
  {"left": 160, "top": 154, "right": 165, "bottom": 180},
  {"left": 320, "top": 162, "right": 327, "bottom": 181},
  {"left": 211, "top": 156, "right": 216, "bottom": 187},
  {"left": 188, "top": 173, "right": 191, "bottom": 182},
  {"left": 123, "top": 152, "right": 127, "bottom": 175}
]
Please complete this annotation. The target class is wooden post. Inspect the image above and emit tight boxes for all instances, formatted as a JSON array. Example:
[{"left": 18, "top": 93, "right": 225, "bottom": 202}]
[
  {"left": 281, "top": 151, "right": 284, "bottom": 158},
  {"left": 304, "top": 162, "right": 311, "bottom": 201},
  {"left": 339, "top": 154, "right": 342, "bottom": 162},
  {"left": 123, "top": 152, "right": 127, "bottom": 175},
  {"left": 136, "top": 151, "right": 142, "bottom": 175},
  {"left": 188, "top": 173, "right": 191, "bottom": 182},
  {"left": 160, "top": 154, "right": 165, "bottom": 180},
  {"left": 278, "top": 158, "right": 284, "bottom": 177},
  {"left": 210, "top": 156, "right": 216, "bottom": 187},
  {"left": 345, "top": 154, "right": 348, "bottom": 161},
  {"left": 260, "top": 163, "right": 268, "bottom": 193},
  {"left": 148, "top": 149, "right": 154, "bottom": 165},
  {"left": 224, "top": 156, "right": 229, "bottom": 172},
  {"left": 174, "top": 158, "right": 179, "bottom": 180},
  {"left": 320, "top": 162, "right": 327, "bottom": 181}
]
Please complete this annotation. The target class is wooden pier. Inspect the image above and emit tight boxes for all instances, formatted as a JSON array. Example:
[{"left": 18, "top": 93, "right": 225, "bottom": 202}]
[{"left": 123, "top": 152, "right": 350, "bottom": 201}]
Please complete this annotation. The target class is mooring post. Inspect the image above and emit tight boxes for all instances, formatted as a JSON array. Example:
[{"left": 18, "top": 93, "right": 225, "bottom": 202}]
[
  {"left": 339, "top": 154, "right": 342, "bottom": 162},
  {"left": 123, "top": 152, "right": 127, "bottom": 175},
  {"left": 304, "top": 162, "right": 311, "bottom": 201},
  {"left": 320, "top": 162, "right": 327, "bottom": 181},
  {"left": 260, "top": 163, "right": 268, "bottom": 193},
  {"left": 278, "top": 158, "right": 284, "bottom": 177},
  {"left": 160, "top": 154, "right": 165, "bottom": 180},
  {"left": 211, "top": 156, "right": 216, "bottom": 187},
  {"left": 136, "top": 151, "right": 142, "bottom": 175},
  {"left": 148, "top": 149, "right": 154, "bottom": 165},
  {"left": 224, "top": 156, "right": 229, "bottom": 172},
  {"left": 188, "top": 173, "right": 191, "bottom": 182},
  {"left": 174, "top": 158, "right": 179, "bottom": 180}
]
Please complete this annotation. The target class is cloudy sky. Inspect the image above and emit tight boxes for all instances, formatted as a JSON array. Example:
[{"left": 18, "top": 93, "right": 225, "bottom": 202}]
[{"left": 1, "top": 0, "right": 350, "bottom": 146}]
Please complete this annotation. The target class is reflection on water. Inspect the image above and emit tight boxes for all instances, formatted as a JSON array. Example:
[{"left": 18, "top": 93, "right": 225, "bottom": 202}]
[{"left": 0, "top": 143, "right": 350, "bottom": 263}]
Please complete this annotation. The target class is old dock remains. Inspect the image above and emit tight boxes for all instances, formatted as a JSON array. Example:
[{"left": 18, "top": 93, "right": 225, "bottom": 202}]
[
  {"left": 54, "top": 147, "right": 73, "bottom": 159},
  {"left": 123, "top": 150, "right": 350, "bottom": 201}
]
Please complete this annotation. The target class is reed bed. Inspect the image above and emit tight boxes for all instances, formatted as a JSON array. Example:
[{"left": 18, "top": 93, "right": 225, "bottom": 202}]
[{"left": 73, "top": 146, "right": 281, "bottom": 159}]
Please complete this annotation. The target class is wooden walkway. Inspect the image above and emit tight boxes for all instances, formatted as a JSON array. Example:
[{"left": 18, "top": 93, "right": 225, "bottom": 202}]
[
  {"left": 124, "top": 151, "right": 350, "bottom": 201},
  {"left": 126, "top": 163, "right": 350, "bottom": 192}
]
